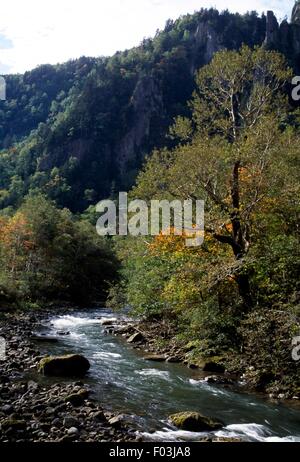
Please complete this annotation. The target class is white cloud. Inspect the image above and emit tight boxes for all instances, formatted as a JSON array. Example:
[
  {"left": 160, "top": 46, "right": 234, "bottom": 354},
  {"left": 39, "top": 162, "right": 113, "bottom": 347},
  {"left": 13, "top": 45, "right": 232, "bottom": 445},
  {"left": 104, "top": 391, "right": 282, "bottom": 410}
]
[{"left": 0, "top": 0, "right": 295, "bottom": 74}]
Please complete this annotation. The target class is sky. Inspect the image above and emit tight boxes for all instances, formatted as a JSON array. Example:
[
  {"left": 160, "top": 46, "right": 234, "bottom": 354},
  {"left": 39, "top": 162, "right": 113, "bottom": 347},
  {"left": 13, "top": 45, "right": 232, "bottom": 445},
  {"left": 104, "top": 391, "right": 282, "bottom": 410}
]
[{"left": 0, "top": 0, "right": 296, "bottom": 74}]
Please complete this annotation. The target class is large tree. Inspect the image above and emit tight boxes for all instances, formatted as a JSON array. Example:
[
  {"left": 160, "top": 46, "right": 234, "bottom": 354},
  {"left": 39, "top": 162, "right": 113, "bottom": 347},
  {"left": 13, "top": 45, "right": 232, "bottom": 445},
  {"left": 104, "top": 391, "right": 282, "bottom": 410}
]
[{"left": 133, "top": 46, "right": 297, "bottom": 309}]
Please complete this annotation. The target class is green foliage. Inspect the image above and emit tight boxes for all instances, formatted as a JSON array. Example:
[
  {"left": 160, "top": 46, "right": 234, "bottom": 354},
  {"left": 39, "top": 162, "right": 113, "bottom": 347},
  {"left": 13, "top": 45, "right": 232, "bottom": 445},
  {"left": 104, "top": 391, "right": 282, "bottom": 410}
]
[
  {"left": 0, "top": 194, "right": 118, "bottom": 306},
  {"left": 0, "top": 9, "right": 269, "bottom": 212},
  {"left": 111, "top": 45, "right": 300, "bottom": 395},
  {"left": 239, "top": 308, "right": 300, "bottom": 393}
]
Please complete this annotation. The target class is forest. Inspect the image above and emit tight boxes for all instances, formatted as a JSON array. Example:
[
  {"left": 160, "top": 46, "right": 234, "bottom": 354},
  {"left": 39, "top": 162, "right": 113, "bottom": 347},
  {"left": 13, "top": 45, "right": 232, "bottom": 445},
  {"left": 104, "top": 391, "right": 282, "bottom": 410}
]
[{"left": 0, "top": 5, "right": 299, "bottom": 434}]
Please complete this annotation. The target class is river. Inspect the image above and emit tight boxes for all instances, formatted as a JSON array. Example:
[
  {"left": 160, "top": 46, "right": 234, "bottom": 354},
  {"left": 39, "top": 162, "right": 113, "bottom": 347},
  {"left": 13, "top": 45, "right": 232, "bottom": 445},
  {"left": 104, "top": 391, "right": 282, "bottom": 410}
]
[{"left": 36, "top": 309, "right": 300, "bottom": 442}]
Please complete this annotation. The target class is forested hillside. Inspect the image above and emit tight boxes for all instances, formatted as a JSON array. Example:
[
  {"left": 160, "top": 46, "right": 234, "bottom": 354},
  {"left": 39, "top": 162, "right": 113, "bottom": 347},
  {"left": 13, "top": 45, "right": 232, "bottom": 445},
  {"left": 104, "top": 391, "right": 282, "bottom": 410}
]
[{"left": 0, "top": 9, "right": 273, "bottom": 212}]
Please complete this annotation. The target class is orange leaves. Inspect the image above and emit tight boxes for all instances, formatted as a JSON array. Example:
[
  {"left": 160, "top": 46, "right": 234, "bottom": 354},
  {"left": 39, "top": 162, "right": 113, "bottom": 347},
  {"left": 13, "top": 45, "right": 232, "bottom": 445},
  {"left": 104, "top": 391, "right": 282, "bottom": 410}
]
[
  {"left": 224, "top": 222, "right": 233, "bottom": 233},
  {"left": 0, "top": 212, "right": 35, "bottom": 274},
  {"left": 239, "top": 166, "right": 252, "bottom": 183},
  {"left": 149, "top": 230, "right": 187, "bottom": 255},
  {"left": 0, "top": 212, "right": 33, "bottom": 249},
  {"left": 148, "top": 226, "right": 204, "bottom": 255}
]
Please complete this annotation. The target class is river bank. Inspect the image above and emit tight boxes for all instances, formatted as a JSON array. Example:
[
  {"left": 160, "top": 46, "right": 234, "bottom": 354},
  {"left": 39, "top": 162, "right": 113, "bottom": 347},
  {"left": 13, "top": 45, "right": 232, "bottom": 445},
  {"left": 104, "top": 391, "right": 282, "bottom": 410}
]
[
  {"left": 105, "top": 317, "right": 300, "bottom": 402},
  {"left": 0, "top": 309, "right": 140, "bottom": 442},
  {"left": 1, "top": 308, "right": 300, "bottom": 443}
]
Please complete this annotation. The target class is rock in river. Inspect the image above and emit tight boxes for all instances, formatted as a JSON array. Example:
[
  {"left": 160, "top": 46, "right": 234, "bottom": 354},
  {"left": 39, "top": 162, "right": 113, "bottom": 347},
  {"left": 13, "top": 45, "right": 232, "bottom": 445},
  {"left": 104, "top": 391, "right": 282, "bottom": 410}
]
[
  {"left": 127, "top": 332, "right": 144, "bottom": 344},
  {"left": 30, "top": 335, "right": 59, "bottom": 343},
  {"left": 38, "top": 354, "right": 90, "bottom": 377},
  {"left": 100, "top": 318, "right": 117, "bottom": 326},
  {"left": 169, "top": 411, "right": 224, "bottom": 432},
  {"left": 144, "top": 355, "right": 166, "bottom": 362}
]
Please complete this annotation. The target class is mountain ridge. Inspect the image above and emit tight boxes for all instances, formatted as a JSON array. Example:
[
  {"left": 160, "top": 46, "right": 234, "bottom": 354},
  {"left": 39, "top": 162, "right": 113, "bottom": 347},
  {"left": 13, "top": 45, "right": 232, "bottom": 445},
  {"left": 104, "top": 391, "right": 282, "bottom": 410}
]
[{"left": 0, "top": 6, "right": 298, "bottom": 212}]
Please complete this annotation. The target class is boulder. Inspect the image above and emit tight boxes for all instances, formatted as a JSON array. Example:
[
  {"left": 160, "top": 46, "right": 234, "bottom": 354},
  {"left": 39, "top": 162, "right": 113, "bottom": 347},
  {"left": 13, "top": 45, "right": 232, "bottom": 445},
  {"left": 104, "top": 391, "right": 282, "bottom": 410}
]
[
  {"left": 100, "top": 318, "right": 118, "bottom": 326},
  {"left": 38, "top": 354, "right": 90, "bottom": 377},
  {"left": 127, "top": 332, "right": 144, "bottom": 344},
  {"left": 166, "top": 356, "right": 181, "bottom": 363},
  {"left": 169, "top": 412, "right": 224, "bottom": 432},
  {"left": 114, "top": 325, "right": 135, "bottom": 335},
  {"left": 205, "top": 375, "right": 233, "bottom": 385}
]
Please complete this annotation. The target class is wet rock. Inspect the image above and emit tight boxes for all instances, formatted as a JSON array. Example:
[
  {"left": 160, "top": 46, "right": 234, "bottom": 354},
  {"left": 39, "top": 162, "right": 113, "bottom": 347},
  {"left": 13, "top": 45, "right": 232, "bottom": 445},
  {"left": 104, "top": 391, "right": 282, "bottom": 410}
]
[
  {"left": 100, "top": 318, "right": 118, "bottom": 326},
  {"left": 144, "top": 355, "right": 166, "bottom": 362},
  {"left": 38, "top": 354, "right": 90, "bottom": 377},
  {"left": 30, "top": 335, "right": 59, "bottom": 343},
  {"left": 166, "top": 356, "right": 181, "bottom": 363},
  {"left": 205, "top": 375, "right": 234, "bottom": 385},
  {"left": 127, "top": 332, "right": 144, "bottom": 344},
  {"left": 169, "top": 412, "right": 224, "bottom": 432},
  {"left": 114, "top": 325, "right": 135, "bottom": 335}
]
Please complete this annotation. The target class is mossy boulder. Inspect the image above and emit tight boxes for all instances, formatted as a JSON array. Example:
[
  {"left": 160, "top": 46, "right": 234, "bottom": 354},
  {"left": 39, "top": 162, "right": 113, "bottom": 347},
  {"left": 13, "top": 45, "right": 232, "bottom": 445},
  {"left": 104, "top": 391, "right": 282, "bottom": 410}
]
[
  {"left": 38, "top": 354, "right": 90, "bottom": 377},
  {"left": 169, "top": 412, "right": 224, "bottom": 432}
]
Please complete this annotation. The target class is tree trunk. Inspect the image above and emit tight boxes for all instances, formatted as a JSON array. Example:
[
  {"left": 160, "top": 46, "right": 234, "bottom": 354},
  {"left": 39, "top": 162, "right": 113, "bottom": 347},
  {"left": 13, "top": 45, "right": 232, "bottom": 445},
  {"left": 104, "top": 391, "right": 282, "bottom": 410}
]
[{"left": 236, "top": 273, "right": 253, "bottom": 309}]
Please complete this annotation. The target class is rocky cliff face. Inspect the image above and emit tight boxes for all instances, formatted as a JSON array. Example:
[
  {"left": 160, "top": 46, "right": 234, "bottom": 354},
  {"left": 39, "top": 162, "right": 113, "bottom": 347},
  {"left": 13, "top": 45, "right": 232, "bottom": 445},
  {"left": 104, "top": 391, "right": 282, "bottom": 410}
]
[
  {"left": 115, "top": 21, "right": 222, "bottom": 174},
  {"left": 264, "top": 11, "right": 280, "bottom": 48},
  {"left": 264, "top": 5, "right": 300, "bottom": 71},
  {"left": 116, "top": 76, "right": 164, "bottom": 175},
  {"left": 118, "top": 4, "right": 299, "bottom": 175},
  {"left": 116, "top": 5, "right": 300, "bottom": 178},
  {"left": 292, "top": 1, "right": 300, "bottom": 25}
]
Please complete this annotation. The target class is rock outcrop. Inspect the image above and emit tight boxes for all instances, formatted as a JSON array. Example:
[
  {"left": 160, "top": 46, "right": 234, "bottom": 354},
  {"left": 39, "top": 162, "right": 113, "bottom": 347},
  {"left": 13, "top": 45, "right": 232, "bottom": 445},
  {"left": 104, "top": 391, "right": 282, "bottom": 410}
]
[
  {"left": 292, "top": 1, "right": 300, "bottom": 25},
  {"left": 116, "top": 75, "right": 164, "bottom": 175},
  {"left": 263, "top": 4, "right": 300, "bottom": 72},
  {"left": 264, "top": 11, "right": 280, "bottom": 48}
]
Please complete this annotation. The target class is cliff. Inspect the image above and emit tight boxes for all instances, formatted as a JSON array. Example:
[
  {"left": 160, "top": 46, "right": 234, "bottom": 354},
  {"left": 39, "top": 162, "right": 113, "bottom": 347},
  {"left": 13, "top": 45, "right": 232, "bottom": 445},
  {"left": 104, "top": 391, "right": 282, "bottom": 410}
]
[{"left": 264, "top": 6, "right": 300, "bottom": 71}]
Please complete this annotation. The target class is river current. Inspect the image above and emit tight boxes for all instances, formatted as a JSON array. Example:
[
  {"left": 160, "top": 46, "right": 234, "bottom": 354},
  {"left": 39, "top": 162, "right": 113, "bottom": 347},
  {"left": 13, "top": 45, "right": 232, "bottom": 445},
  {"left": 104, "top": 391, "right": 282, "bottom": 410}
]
[{"left": 37, "top": 309, "right": 300, "bottom": 442}]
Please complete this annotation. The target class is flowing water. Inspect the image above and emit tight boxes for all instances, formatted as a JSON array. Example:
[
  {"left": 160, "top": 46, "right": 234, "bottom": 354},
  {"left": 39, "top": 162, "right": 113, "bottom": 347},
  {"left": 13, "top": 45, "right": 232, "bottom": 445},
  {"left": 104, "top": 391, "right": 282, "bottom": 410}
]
[{"left": 37, "top": 309, "right": 300, "bottom": 442}]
